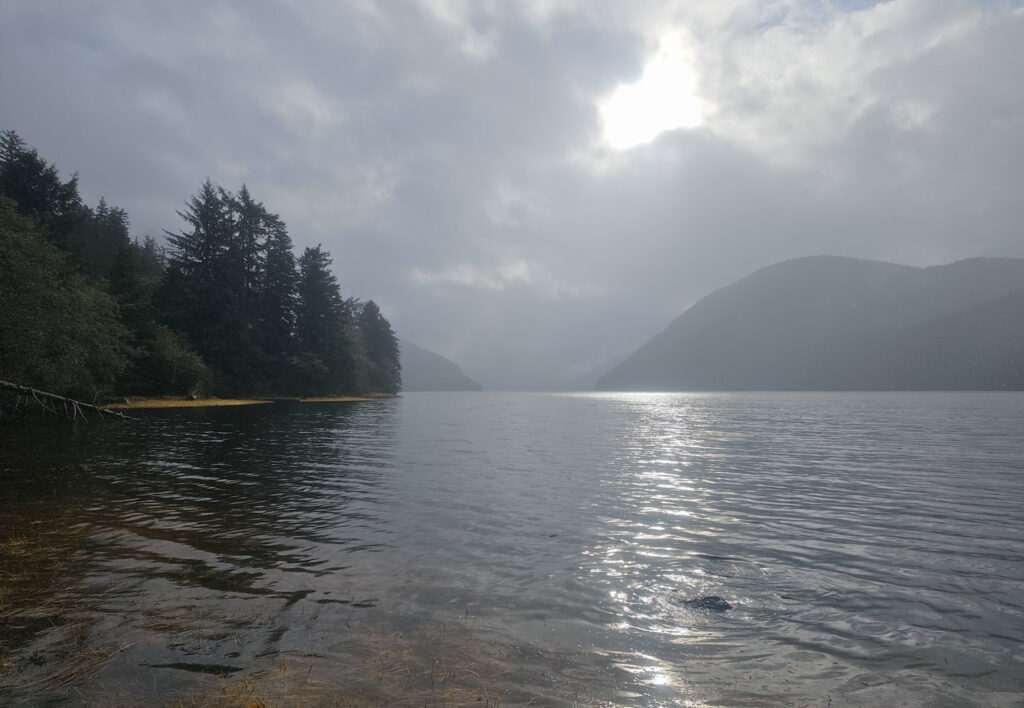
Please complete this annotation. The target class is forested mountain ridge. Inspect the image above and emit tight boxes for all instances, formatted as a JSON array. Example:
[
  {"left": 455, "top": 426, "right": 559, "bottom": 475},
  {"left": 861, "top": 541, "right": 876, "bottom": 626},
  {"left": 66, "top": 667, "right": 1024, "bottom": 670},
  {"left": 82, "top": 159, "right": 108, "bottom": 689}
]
[
  {"left": 598, "top": 255, "right": 1024, "bottom": 391},
  {"left": 400, "top": 341, "right": 481, "bottom": 391},
  {"left": 0, "top": 130, "right": 400, "bottom": 400}
]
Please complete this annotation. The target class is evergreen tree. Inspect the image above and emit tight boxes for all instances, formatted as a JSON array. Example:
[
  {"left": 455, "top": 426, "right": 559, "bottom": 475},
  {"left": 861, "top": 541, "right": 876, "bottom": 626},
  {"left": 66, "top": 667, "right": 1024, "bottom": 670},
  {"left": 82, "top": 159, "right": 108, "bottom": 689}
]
[
  {"left": 162, "top": 180, "right": 220, "bottom": 345},
  {"left": 295, "top": 247, "right": 339, "bottom": 351},
  {"left": 1, "top": 132, "right": 398, "bottom": 401},
  {"left": 135, "top": 235, "right": 166, "bottom": 283},
  {"left": 109, "top": 236, "right": 211, "bottom": 396},
  {"left": 164, "top": 181, "right": 320, "bottom": 392},
  {"left": 163, "top": 180, "right": 258, "bottom": 391},
  {"left": 109, "top": 239, "right": 159, "bottom": 336},
  {"left": 294, "top": 245, "right": 359, "bottom": 393},
  {"left": 222, "top": 184, "right": 280, "bottom": 389},
  {"left": 0, "top": 130, "right": 88, "bottom": 248},
  {"left": 259, "top": 215, "right": 298, "bottom": 368},
  {"left": 0, "top": 197, "right": 129, "bottom": 399},
  {"left": 226, "top": 185, "right": 265, "bottom": 292},
  {"left": 165, "top": 179, "right": 229, "bottom": 283},
  {"left": 358, "top": 299, "right": 401, "bottom": 393},
  {"left": 68, "top": 197, "right": 132, "bottom": 278}
]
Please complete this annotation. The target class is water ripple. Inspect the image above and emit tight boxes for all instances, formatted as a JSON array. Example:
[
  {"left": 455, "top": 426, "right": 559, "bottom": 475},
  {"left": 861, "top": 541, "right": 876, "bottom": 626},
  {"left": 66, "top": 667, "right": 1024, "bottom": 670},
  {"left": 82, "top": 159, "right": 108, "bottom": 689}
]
[{"left": 2, "top": 393, "right": 1023, "bottom": 705}]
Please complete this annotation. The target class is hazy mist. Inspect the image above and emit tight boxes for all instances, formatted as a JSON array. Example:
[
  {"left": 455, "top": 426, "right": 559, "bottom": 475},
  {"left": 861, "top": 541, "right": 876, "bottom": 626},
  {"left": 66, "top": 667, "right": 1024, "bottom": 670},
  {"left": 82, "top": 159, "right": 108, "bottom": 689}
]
[{"left": 3, "top": 0, "right": 1022, "bottom": 389}]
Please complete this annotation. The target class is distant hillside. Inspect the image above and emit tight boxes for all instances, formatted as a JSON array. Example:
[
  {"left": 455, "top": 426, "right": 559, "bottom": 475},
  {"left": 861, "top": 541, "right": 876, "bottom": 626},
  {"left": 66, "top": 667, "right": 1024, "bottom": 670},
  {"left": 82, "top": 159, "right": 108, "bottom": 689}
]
[
  {"left": 564, "top": 351, "right": 631, "bottom": 391},
  {"left": 598, "top": 256, "right": 1024, "bottom": 391},
  {"left": 400, "top": 341, "right": 482, "bottom": 391}
]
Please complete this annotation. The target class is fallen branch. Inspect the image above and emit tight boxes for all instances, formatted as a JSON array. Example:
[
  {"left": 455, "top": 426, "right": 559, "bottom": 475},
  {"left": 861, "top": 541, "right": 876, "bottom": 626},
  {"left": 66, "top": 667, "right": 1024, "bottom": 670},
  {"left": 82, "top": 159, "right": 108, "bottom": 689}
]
[{"left": 0, "top": 380, "right": 136, "bottom": 421}]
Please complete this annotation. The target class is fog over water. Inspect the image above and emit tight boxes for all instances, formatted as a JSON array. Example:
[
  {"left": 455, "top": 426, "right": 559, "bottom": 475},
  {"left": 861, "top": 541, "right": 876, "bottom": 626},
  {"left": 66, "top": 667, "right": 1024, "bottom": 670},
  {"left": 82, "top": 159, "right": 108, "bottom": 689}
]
[{"left": 2, "top": 1, "right": 1023, "bottom": 388}]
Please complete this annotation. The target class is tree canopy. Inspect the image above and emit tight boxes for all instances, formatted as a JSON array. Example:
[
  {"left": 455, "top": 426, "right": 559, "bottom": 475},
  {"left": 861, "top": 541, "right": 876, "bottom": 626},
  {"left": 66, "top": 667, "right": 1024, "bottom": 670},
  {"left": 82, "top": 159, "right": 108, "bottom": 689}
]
[
  {"left": 0, "top": 131, "right": 401, "bottom": 400},
  {"left": 0, "top": 198, "right": 129, "bottom": 399}
]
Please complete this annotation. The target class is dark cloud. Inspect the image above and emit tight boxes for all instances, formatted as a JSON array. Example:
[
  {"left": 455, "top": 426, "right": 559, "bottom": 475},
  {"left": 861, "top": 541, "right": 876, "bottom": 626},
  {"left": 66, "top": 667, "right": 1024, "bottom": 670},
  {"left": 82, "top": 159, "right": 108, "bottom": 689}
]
[{"left": 2, "top": 0, "right": 1022, "bottom": 388}]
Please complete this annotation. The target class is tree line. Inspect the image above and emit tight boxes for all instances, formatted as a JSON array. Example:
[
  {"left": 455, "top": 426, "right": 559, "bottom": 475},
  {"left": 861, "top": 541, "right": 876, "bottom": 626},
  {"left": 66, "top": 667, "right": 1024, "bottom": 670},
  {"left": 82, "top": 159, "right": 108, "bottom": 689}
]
[{"left": 0, "top": 130, "right": 400, "bottom": 401}]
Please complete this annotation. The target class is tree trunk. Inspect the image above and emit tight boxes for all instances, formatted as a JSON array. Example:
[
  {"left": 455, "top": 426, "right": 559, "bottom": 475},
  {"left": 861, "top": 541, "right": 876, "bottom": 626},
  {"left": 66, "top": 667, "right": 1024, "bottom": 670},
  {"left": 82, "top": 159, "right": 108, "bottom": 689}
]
[{"left": 0, "top": 380, "right": 136, "bottom": 421}]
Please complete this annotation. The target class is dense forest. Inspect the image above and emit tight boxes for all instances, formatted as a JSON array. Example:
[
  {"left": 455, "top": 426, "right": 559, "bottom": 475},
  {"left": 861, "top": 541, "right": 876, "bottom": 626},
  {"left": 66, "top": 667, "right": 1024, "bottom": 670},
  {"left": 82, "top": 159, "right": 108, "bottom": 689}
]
[{"left": 0, "top": 130, "right": 400, "bottom": 401}]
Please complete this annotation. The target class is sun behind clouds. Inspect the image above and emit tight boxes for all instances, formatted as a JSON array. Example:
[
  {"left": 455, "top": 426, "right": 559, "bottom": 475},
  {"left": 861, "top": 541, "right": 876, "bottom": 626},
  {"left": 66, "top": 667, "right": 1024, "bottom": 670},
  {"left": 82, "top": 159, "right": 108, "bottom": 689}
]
[{"left": 600, "top": 34, "right": 708, "bottom": 151}]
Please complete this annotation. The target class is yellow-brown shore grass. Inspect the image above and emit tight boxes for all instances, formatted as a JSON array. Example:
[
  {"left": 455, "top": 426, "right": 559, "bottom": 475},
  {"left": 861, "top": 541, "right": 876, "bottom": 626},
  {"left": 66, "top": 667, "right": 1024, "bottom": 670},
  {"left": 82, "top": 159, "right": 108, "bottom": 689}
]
[
  {"left": 106, "top": 398, "right": 272, "bottom": 409},
  {"left": 108, "top": 393, "right": 396, "bottom": 409}
]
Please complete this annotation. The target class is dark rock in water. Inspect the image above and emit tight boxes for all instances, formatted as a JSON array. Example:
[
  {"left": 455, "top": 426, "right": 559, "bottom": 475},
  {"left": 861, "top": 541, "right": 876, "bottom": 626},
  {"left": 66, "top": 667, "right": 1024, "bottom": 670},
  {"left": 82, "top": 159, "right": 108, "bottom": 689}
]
[{"left": 682, "top": 596, "right": 732, "bottom": 612}]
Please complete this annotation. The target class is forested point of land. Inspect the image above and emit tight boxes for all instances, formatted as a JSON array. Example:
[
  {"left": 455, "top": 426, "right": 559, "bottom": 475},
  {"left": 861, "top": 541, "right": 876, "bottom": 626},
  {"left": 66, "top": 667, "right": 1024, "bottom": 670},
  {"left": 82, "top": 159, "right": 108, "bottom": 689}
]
[{"left": 0, "top": 130, "right": 400, "bottom": 404}]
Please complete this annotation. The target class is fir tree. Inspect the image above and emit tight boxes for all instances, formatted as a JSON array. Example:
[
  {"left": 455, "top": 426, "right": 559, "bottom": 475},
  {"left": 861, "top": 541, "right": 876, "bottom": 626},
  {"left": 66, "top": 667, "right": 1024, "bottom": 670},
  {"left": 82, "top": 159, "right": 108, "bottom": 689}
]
[
  {"left": 294, "top": 245, "right": 359, "bottom": 393},
  {"left": 359, "top": 299, "right": 401, "bottom": 393},
  {"left": 0, "top": 130, "right": 88, "bottom": 248},
  {"left": 165, "top": 179, "right": 229, "bottom": 283},
  {"left": 162, "top": 180, "right": 247, "bottom": 389},
  {"left": 68, "top": 197, "right": 132, "bottom": 278},
  {"left": 259, "top": 215, "right": 298, "bottom": 368}
]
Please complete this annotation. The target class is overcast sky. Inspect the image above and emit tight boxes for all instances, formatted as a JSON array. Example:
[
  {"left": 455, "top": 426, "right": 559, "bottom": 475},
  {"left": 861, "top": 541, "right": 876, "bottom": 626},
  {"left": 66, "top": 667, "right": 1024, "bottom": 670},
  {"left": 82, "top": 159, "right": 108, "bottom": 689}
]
[{"left": 2, "top": 0, "right": 1022, "bottom": 389}]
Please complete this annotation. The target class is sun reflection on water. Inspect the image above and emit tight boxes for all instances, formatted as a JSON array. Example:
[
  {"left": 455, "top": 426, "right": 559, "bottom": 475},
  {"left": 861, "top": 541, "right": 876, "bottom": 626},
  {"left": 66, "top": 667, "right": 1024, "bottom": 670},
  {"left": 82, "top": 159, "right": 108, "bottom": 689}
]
[
  {"left": 574, "top": 394, "right": 740, "bottom": 699},
  {"left": 6, "top": 392, "right": 1023, "bottom": 705}
]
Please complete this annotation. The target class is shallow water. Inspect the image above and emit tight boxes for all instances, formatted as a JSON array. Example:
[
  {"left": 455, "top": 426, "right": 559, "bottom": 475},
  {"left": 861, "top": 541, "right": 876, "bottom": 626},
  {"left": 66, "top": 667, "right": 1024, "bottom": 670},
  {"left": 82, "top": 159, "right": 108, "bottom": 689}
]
[{"left": 1, "top": 392, "right": 1023, "bottom": 706}]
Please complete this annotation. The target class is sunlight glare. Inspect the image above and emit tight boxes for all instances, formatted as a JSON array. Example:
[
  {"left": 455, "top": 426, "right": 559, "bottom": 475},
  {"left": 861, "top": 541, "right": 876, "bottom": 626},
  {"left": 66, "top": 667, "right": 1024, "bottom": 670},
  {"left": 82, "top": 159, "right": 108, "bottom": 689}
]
[{"left": 601, "top": 35, "right": 706, "bottom": 151}]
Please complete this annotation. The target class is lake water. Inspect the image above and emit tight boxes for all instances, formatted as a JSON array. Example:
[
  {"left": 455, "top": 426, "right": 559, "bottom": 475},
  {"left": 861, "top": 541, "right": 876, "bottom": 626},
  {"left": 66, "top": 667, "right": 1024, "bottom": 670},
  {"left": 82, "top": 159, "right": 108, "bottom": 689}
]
[{"left": 1, "top": 392, "right": 1023, "bottom": 706}]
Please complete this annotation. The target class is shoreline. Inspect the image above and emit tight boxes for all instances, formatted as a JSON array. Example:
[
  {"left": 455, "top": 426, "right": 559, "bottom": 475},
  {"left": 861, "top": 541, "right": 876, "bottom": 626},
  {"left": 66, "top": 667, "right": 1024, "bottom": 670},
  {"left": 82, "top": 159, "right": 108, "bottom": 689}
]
[{"left": 108, "top": 393, "right": 397, "bottom": 410}]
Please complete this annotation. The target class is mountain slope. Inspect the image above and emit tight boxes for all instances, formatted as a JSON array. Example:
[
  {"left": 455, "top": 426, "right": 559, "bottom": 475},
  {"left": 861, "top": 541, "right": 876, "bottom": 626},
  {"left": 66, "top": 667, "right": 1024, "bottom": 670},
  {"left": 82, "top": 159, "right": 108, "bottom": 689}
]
[
  {"left": 598, "top": 256, "right": 1024, "bottom": 391},
  {"left": 564, "top": 351, "right": 632, "bottom": 391},
  {"left": 400, "top": 341, "right": 482, "bottom": 391}
]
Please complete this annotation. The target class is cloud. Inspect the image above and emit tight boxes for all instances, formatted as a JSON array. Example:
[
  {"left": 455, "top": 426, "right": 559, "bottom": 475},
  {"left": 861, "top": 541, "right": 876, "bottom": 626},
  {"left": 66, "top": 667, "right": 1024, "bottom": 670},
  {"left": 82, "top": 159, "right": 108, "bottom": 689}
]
[
  {"left": 411, "top": 261, "right": 534, "bottom": 291},
  {"left": 410, "top": 260, "right": 601, "bottom": 300},
  {"left": 1, "top": 0, "right": 1022, "bottom": 388}
]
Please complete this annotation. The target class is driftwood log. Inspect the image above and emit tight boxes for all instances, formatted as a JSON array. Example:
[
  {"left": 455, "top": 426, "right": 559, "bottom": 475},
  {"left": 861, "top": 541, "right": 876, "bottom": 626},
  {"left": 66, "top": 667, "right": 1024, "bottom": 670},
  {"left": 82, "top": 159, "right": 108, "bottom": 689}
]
[{"left": 0, "top": 380, "right": 136, "bottom": 421}]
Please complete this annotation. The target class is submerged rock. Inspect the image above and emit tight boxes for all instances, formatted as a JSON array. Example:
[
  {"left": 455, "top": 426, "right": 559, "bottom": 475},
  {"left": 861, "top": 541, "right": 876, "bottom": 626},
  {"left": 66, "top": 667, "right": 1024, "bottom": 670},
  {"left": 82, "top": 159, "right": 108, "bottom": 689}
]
[{"left": 682, "top": 596, "right": 732, "bottom": 612}]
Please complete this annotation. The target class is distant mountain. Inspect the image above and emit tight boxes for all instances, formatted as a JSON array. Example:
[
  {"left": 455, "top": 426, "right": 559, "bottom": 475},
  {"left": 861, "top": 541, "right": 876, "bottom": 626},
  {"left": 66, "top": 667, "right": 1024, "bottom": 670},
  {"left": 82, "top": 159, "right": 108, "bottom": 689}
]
[
  {"left": 598, "top": 256, "right": 1024, "bottom": 391},
  {"left": 400, "top": 341, "right": 482, "bottom": 391},
  {"left": 564, "top": 351, "right": 632, "bottom": 391}
]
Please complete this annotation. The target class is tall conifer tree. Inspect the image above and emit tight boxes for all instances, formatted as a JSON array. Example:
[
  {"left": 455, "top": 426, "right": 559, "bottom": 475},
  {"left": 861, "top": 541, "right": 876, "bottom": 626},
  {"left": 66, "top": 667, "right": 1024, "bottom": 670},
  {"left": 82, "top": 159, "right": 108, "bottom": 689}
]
[
  {"left": 259, "top": 216, "right": 298, "bottom": 367},
  {"left": 359, "top": 300, "right": 401, "bottom": 393},
  {"left": 0, "top": 130, "right": 88, "bottom": 248},
  {"left": 295, "top": 245, "right": 359, "bottom": 393},
  {"left": 162, "top": 180, "right": 241, "bottom": 387}
]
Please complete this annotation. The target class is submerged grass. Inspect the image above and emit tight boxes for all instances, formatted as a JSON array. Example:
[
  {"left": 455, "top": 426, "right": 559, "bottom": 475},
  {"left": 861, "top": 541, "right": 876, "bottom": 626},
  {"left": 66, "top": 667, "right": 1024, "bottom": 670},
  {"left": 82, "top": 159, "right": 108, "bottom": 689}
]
[
  {"left": 0, "top": 522, "right": 83, "bottom": 619},
  {"left": 2, "top": 557, "right": 523, "bottom": 707},
  {"left": 168, "top": 619, "right": 519, "bottom": 708},
  {"left": 0, "top": 518, "right": 134, "bottom": 700},
  {"left": 0, "top": 510, "right": 589, "bottom": 707}
]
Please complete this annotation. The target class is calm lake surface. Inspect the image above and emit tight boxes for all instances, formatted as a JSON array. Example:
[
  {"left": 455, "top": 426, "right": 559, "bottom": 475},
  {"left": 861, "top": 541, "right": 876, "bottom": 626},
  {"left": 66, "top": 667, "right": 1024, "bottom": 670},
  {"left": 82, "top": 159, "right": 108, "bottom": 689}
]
[{"left": 2, "top": 392, "right": 1023, "bottom": 706}]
